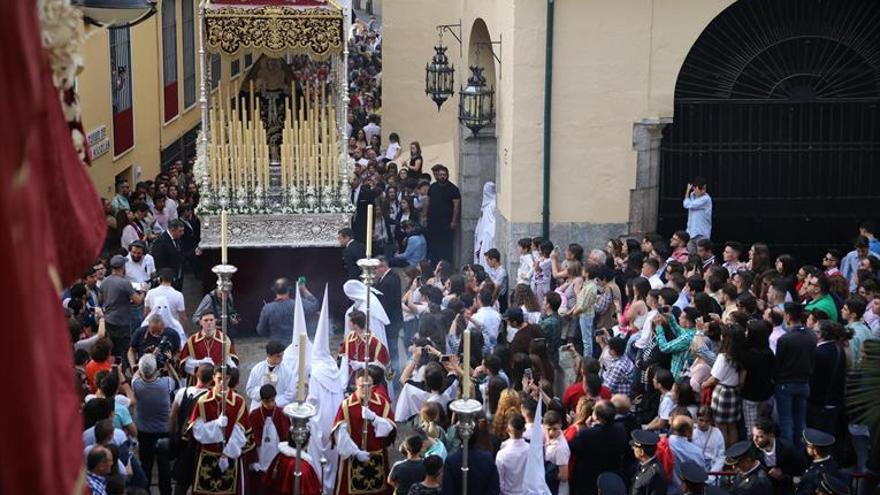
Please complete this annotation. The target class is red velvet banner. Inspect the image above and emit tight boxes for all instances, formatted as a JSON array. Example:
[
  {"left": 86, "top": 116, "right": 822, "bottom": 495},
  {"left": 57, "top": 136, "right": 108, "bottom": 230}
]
[{"left": 0, "top": 3, "right": 106, "bottom": 494}]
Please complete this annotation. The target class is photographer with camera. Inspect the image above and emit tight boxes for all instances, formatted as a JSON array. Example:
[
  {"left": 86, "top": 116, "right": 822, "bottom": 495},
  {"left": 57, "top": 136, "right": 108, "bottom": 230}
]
[
  {"left": 128, "top": 313, "right": 181, "bottom": 374},
  {"left": 191, "top": 285, "right": 240, "bottom": 330},
  {"left": 132, "top": 353, "right": 178, "bottom": 495},
  {"left": 395, "top": 340, "right": 461, "bottom": 424}
]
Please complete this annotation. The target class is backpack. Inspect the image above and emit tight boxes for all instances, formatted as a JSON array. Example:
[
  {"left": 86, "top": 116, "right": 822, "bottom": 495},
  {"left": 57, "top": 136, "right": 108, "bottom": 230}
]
[{"left": 171, "top": 387, "right": 207, "bottom": 453}]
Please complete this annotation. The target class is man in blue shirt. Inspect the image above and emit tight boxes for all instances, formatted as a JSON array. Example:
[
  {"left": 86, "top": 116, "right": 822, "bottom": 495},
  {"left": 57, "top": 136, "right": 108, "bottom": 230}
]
[
  {"left": 390, "top": 220, "right": 427, "bottom": 267},
  {"left": 841, "top": 236, "right": 879, "bottom": 293},
  {"left": 860, "top": 221, "right": 880, "bottom": 255},
  {"left": 683, "top": 177, "right": 712, "bottom": 254},
  {"left": 256, "top": 278, "right": 319, "bottom": 343}
]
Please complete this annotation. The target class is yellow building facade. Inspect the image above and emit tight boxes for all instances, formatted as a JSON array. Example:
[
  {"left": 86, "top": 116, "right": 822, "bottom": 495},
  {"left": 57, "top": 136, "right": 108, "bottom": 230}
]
[
  {"left": 382, "top": 0, "right": 735, "bottom": 264},
  {"left": 79, "top": 0, "right": 255, "bottom": 198}
]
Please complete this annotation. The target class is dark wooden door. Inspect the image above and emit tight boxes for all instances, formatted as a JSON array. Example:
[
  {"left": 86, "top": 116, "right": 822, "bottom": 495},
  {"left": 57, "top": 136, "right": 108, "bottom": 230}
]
[{"left": 658, "top": 0, "right": 880, "bottom": 263}]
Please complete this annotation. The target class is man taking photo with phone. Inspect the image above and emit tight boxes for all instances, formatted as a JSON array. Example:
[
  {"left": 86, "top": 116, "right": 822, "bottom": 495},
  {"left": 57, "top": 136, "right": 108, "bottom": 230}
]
[{"left": 683, "top": 177, "right": 712, "bottom": 254}]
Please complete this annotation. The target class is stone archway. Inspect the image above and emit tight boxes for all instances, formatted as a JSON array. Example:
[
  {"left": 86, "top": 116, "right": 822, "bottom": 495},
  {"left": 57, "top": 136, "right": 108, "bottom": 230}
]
[{"left": 458, "top": 18, "right": 498, "bottom": 265}]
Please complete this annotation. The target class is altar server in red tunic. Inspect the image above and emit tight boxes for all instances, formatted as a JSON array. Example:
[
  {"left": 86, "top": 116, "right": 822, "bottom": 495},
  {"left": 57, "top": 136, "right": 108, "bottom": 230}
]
[
  {"left": 247, "top": 384, "right": 292, "bottom": 495},
  {"left": 187, "top": 368, "right": 254, "bottom": 495},
  {"left": 331, "top": 369, "right": 396, "bottom": 495},
  {"left": 339, "top": 310, "right": 390, "bottom": 380},
  {"left": 262, "top": 430, "right": 322, "bottom": 495},
  {"left": 180, "top": 311, "right": 238, "bottom": 385}
]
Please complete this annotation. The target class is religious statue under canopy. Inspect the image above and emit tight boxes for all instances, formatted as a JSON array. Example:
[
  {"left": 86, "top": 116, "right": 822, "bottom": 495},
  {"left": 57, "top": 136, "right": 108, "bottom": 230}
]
[{"left": 241, "top": 56, "right": 298, "bottom": 161}]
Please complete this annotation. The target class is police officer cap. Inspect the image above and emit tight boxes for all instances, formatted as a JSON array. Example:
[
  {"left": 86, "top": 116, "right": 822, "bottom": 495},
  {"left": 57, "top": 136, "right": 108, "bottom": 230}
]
[
  {"left": 803, "top": 428, "right": 835, "bottom": 448},
  {"left": 596, "top": 472, "right": 626, "bottom": 495},
  {"left": 724, "top": 441, "right": 755, "bottom": 464},
  {"left": 679, "top": 461, "right": 707, "bottom": 485},
  {"left": 818, "top": 473, "right": 849, "bottom": 495},
  {"left": 629, "top": 429, "right": 659, "bottom": 447}
]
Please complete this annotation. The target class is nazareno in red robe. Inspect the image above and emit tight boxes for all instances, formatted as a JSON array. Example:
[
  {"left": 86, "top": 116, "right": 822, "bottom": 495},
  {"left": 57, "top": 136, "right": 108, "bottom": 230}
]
[{"left": 331, "top": 392, "right": 395, "bottom": 495}]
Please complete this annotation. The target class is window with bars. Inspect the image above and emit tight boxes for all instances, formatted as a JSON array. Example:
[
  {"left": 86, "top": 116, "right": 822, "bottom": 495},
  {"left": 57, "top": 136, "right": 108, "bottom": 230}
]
[
  {"left": 211, "top": 53, "right": 221, "bottom": 89},
  {"left": 244, "top": 53, "right": 253, "bottom": 68},
  {"left": 109, "top": 26, "right": 134, "bottom": 154},
  {"left": 161, "top": 0, "right": 178, "bottom": 121},
  {"left": 181, "top": 0, "right": 195, "bottom": 108},
  {"left": 231, "top": 59, "right": 240, "bottom": 77}
]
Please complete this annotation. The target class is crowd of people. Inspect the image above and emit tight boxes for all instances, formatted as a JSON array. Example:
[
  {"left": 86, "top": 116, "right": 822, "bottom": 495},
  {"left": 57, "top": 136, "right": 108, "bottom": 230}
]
[
  {"left": 341, "top": 14, "right": 461, "bottom": 270},
  {"left": 66, "top": 11, "right": 880, "bottom": 495},
  {"left": 72, "top": 162, "right": 880, "bottom": 495}
]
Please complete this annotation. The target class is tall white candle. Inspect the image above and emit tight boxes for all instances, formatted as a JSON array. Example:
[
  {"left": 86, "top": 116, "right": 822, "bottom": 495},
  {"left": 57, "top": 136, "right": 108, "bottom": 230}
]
[
  {"left": 297, "top": 333, "right": 307, "bottom": 402},
  {"left": 220, "top": 209, "right": 228, "bottom": 264},
  {"left": 365, "top": 204, "right": 373, "bottom": 258},
  {"left": 463, "top": 328, "right": 471, "bottom": 398}
]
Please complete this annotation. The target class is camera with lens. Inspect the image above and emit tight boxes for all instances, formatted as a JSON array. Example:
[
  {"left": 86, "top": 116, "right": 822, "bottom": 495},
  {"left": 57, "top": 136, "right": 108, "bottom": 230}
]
[{"left": 154, "top": 336, "right": 175, "bottom": 369}]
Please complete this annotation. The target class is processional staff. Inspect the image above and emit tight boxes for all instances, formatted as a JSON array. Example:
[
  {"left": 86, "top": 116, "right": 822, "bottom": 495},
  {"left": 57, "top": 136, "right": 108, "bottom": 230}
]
[{"left": 356, "top": 203, "right": 379, "bottom": 451}]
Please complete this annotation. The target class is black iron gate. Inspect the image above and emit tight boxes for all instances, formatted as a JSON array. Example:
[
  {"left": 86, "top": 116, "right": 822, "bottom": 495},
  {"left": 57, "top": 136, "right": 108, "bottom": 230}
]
[{"left": 658, "top": 0, "right": 880, "bottom": 263}]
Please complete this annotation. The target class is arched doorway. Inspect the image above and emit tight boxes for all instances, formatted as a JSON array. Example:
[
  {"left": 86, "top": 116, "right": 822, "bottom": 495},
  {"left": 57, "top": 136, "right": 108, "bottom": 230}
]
[
  {"left": 458, "top": 18, "right": 498, "bottom": 264},
  {"left": 658, "top": 0, "right": 880, "bottom": 262}
]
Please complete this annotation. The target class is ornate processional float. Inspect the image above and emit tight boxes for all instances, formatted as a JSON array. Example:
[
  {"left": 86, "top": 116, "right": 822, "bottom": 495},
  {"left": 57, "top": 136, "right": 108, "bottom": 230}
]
[{"left": 195, "top": 0, "right": 354, "bottom": 249}]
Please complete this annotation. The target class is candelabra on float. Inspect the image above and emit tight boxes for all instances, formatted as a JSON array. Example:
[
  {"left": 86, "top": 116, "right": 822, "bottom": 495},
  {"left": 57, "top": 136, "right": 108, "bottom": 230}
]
[
  {"left": 288, "top": 184, "right": 302, "bottom": 213},
  {"left": 253, "top": 184, "right": 266, "bottom": 213},
  {"left": 235, "top": 185, "right": 247, "bottom": 211},
  {"left": 320, "top": 184, "right": 336, "bottom": 213},
  {"left": 304, "top": 184, "right": 318, "bottom": 213}
]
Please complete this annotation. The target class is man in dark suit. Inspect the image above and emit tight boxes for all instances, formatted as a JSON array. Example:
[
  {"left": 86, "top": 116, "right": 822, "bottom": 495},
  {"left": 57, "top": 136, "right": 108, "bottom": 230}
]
[
  {"left": 351, "top": 177, "right": 377, "bottom": 243},
  {"left": 752, "top": 417, "right": 806, "bottom": 495},
  {"left": 569, "top": 400, "right": 629, "bottom": 495},
  {"left": 151, "top": 218, "right": 185, "bottom": 290},
  {"left": 807, "top": 320, "right": 847, "bottom": 435},
  {"left": 374, "top": 256, "right": 402, "bottom": 377},
  {"left": 338, "top": 227, "right": 366, "bottom": 280},
  {"left": 178, "top": 205, "right": 201, "bottom": 279}
]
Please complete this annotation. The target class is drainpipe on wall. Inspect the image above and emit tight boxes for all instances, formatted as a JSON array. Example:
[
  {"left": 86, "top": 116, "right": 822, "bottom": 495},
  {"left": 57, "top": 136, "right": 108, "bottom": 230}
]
[{"left": 541, "top": 0, "right": 555, "bottom": 239}]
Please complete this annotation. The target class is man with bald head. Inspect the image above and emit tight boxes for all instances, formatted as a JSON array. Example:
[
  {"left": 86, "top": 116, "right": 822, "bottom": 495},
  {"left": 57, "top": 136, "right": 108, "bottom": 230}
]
[
  {"left": 256, "top": 277, "right": 319, "bottom": 343},
  {"left": 86, "top": 445, "right": 115, "bottom": 495},
  {"left": 668, "top": 414, "right": 707, "bottom": 492}
]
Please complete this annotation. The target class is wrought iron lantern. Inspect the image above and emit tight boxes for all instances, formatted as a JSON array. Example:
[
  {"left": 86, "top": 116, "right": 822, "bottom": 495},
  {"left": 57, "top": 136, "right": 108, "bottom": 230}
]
[
  {"left": 71, "top": 0, "right": 157, "bottom": 29},
  {"left": 425, "top": 36, "right": 455, "bottom": 111},
  {"left": 458, "top": 65, "right": 495, "bottom": 135}
]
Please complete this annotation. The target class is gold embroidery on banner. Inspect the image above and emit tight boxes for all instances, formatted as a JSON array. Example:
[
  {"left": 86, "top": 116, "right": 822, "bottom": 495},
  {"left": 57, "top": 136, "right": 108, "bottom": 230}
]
[
  {"left": 194, "top": 450, "right": 238, "bottom": 495},
  {"left": 348, "top": 451, "right": 386, "bottom": 494},
  {"left": 205, "top": 6, "right": 343, "bottom": 58}
]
